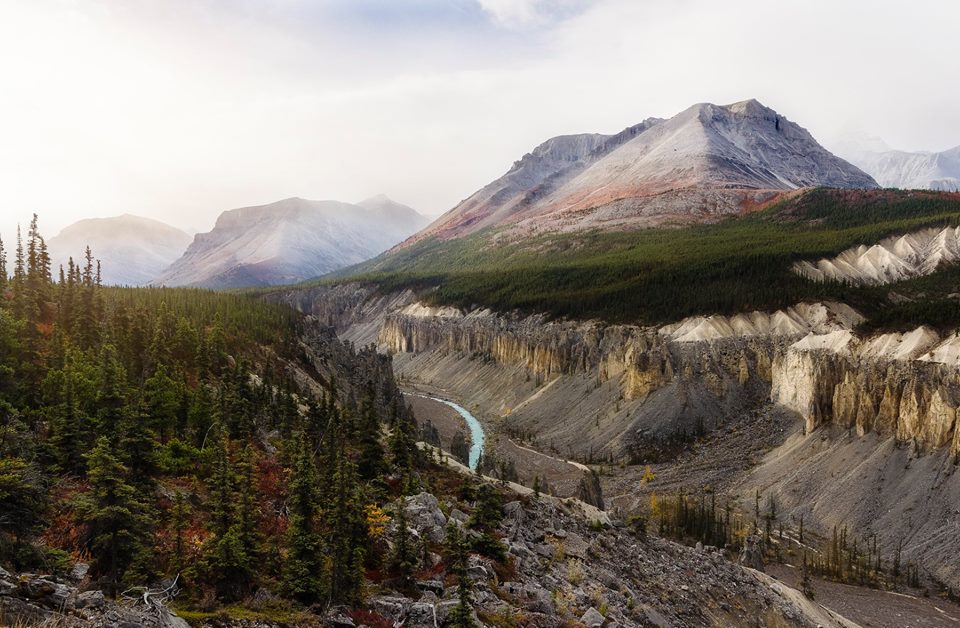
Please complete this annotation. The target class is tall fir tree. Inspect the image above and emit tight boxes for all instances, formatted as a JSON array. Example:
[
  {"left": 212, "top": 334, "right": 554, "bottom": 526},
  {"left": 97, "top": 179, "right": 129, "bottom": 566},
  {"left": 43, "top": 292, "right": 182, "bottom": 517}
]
[
  {"left": 282, "top": 430, "right": 324, "bottom": 604},
  {"left": 171, "top": 491, "right": 192, "bottom": 576},
  {"left": 75, "top": 437, "right": 150, "bottom": 596},
  {"left": 445, "top": 523, "right": 475, "bottom": 628},
  {"left": 325, "top": 444, "right": 367, "bottom": 606},
  {"left": 357, "top": 395, "right": 387, "bottom": 483}
]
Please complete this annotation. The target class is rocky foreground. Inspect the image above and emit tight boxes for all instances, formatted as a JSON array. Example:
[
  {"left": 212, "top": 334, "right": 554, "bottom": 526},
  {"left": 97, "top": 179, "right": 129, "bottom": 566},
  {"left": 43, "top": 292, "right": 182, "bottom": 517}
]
[
  {"left": 364, "top": 489, "right": 846, "bottom": 628},
  {"left": 1, "top": 465, "right": 854, "bottom": 627}
]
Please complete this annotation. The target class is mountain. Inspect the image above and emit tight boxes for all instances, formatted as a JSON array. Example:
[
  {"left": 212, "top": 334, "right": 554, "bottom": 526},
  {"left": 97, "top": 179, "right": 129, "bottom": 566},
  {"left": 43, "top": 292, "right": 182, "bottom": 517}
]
[
  {"left": 412, "top": 99, "right": 877, "bottom": 242},
  {"left": 153, "top": 196, "right": 428, "bottom": 289},
  {"left": 832, "top": 133, "right": 960, "bottom": 191},
  {"left": 46, "top": 214, "right": 191, "bottom": 286}
]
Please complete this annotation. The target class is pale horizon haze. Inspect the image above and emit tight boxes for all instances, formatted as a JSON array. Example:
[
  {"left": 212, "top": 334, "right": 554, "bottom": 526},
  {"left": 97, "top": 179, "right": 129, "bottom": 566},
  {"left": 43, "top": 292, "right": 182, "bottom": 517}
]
[{"left": 2, "top": 0, "right": 959, "bottom": 252}]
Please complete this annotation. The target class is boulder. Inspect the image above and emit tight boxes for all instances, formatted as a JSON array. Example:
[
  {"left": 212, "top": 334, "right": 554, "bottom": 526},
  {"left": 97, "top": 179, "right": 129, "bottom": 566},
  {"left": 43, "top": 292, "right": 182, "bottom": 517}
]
[
  {"left": 68, "top": 562, "right": 90, "bottom": 582},
  {"left": 404, "top": 492, "right": 448, "bottom": 543},
  {"left": 76, "top": 590, "right": 106, "bottom": 609},
  {"left": 369, "top": 596, "right": 407, "bottom": 622},
  {"left": 738, "top": 534, "right": 765, "bottom": 571},
  {"left": 581, "top": 606, "right": 606, "bottom": 627},
  {"left": 405, "top": 601, "right": 437, "bottom": 627}
]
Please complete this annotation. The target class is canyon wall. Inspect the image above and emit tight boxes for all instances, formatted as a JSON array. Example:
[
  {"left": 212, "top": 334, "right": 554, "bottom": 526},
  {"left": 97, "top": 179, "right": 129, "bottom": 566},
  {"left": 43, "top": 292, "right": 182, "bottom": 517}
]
[
  {"left": 771, "top": 331, "right": 960, "bottom": 456},
  {"left": 378, "top": 302, "right": 791, "bottom": 460},
  {"left": 272, "top": 284, "right": 960, "bottom": 460}
]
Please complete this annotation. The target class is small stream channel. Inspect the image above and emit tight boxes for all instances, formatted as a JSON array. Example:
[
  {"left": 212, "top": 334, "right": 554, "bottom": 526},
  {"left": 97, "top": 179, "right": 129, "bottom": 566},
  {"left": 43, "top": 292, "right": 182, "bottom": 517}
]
[{"left": 412, "top": 395, "right": 485, "bottom": 470}]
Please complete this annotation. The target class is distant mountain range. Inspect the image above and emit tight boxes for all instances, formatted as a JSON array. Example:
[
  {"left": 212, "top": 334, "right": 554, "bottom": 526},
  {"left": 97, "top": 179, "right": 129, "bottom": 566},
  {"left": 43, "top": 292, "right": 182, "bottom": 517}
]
[
  {"left": 831, "top": 133, "right": 960, "bottom": 192},
  {"left": 408, "top": 99, "right": 877, "bottom": 243},
  {"left": 153, "top": 195, "right": 428, "bottom": 289},
  {"left": 47, "top": 215, "right": 192, "bottom": 286}
]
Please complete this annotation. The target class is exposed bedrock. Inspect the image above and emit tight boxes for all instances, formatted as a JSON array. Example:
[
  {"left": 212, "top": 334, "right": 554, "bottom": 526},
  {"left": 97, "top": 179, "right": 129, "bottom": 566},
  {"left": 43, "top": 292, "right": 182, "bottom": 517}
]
[
  {"left": 772, "top": 346, "right": 960, "bottom": 456},
  {"left": 378, "top": 304, "right": 785, "bottom": 460},
  {"left": 272, "top": 285, "right": 960, "bottom": 460}
]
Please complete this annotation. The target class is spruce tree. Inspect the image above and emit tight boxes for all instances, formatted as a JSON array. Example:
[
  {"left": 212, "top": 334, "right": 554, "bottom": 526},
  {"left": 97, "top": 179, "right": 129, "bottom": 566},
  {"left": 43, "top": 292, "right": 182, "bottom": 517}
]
[
  {"left": 445, "top": 523, "right": 475, "bottom": 628},
  {"left": 208, "top": 426, "right": 235, "bottom": 538},
  {"left": 171, "top": 491, "right": 191, "bottom": 575},
  {"left": 468, "top": 483, "right": 505, "bottom": 559},
  {"left": 282, "top": 430, "right": 324, "bottom": 604},
  {"left": 48, "top": 361, "right": 87, "bottom": 474},
  {"left": 357, "top": 397, "right": 387, "bottom": 482},
  {"left": 76, "top": 437, "right": 150, "bottom": 596},
  {"left": 326, "top": 445, "right": 367, "bottom": 606},
  {"left": 203, "top": 427, "right": 254, "bottom": 599},
  {"left": 11, "top": 226, "right": 25, "bottom": 318},
  {"left": 234, "top": 444, "right": 261, "bottom": 565},
  {"left": 96, "top": 344, "right": 128, "bottom": 440},
  {"left": 119, "top": 407, "right": 159, "bottom": 490},
  {"left": 390, "top": 403, "right": 417, "bottom": 494},
  {"left": 390, "top": 499, "right": 418, "bottom": 590}
]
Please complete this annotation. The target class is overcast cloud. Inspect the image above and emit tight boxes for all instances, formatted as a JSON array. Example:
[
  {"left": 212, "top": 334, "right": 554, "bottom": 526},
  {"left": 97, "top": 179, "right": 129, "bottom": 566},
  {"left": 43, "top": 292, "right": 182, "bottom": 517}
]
[{"left": 1, "top": 0, "right": 958, "bottom": 245}]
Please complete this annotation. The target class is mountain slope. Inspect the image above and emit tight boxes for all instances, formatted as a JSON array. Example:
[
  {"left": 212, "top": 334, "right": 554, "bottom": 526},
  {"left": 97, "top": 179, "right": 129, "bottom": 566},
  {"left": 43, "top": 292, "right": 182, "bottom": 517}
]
[
  {"left": 47, "top": 214, "right": 191, "bottom": 286},
  {"left": 154, "top": 196, "right": 428, "bottom": 289},
  {"left": 413, "top": 99, "right": 876, "bottom": 242},
  {"left": 851, "top": 147, "right": 960, "bottom": 191}
]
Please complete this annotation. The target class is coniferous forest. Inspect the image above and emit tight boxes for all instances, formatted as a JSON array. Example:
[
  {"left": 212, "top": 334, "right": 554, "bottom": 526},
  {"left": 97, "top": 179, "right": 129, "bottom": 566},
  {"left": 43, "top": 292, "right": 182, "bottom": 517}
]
[
  {"left": 336, "top": 189, "right": 960, "bottom": 330},
  {"left": 0, "top": 216, "right": 505, "bottom": 624}
]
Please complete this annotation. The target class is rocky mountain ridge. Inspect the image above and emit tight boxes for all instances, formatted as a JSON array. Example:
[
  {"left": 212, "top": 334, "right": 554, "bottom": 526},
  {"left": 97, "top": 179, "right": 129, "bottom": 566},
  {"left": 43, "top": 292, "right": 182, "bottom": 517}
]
[
  {"left": 47, "top": 214, "right": 192, "bottom": 286},
  {"left": 834, "top": 133, "right": 960, "bottom": 192},
  {"left": 408, "top": 99, "right": 876, "bottom": 243},
  {"left": 154, "top": 196, "right": 428, "bottom": 289}
]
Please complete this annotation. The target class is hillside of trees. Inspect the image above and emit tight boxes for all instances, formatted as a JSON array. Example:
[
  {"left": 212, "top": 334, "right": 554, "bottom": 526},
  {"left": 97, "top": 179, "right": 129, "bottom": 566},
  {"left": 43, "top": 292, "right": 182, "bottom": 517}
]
[
  {"left": 0, "top": 216, "right": 504, "bottom": 623},
  {"left": 331, "top": 188, "right": 960, "bottom": 330}
]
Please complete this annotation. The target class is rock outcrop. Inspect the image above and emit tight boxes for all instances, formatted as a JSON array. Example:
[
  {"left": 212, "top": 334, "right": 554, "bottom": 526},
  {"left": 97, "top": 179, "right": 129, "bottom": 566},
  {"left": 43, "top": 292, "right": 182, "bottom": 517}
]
[
  {"left": 793, "top": 225, "right": 960, "bottom": 285},
  {"left": 0, "top": 566, "right": 190, "bottom": 628},
  {"left": 379, "top": 302, "right": 792, "bottom": 461},
  {"left": 364, "top": 469, "right": 848, "bottom": 627},
  {"left": 771, "top": 329, "right": 960, "bottom": 455}
]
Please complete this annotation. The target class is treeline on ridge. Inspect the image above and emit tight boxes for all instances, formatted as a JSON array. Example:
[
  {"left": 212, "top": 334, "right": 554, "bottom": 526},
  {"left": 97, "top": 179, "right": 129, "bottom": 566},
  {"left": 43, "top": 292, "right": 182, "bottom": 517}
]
[{"left": 339, "top": 188, "right": 960, "bottom": 330}]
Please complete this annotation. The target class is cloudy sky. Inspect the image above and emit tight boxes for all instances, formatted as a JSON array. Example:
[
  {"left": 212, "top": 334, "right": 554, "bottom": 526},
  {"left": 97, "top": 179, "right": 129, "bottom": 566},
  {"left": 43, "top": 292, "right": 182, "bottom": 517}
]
[{"left": 1, "top": 0, "right": 959, "bottom": 245}]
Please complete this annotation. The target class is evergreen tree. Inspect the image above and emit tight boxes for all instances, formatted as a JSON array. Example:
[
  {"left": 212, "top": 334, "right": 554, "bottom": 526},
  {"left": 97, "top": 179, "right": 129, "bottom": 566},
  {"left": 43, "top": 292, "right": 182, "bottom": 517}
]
[
  {"left": 357, "top": 396, "right": 387, "bottom": 482},
  {"left": 234, "top": 444, "right": 261, "bottom": 565},
  {"left": 11, "top": 226, "right": 25, "bottom": 319},
  {"left": 96, "top": 345, "right": 128, "bottom": 440},
  {"left": 282, "top": 431, "right": 324, "bottom": 604},
  {"left": 390, "top": 402, "right": 417, "bottom": 494},
  {"left": 48, "top": 359, "right": 88, "bottom": 474},
  {"left": 0, "top": 456, "right": 46, "bottom": 566},
  {"left": 203, "top": 428, "right": 254, "bottom": 599},
  {"left": 390, "top": 499, "right": 418, "bottom": 590},
  {"left": 75, "top": 437, "right": 150, "bottom": 596},
  {"left": 142, "top": 363, "right": 179, "bottom": 442},
  {"left": 445, "top": 523, "right": 475, "bottom": 628},
  {"left": 207, "top": 427, "right": 235, "bottom": 538},
  {"left": 467, "top": 483, "right": 505, "bottom": 559},
  {"left": 171, "top": 491, "right": 191, "bottom": 575},
  {"left": 326, "top": 446, "right": 366, "bottom": 606},
  {"left": 118, "top": 407, "right": 159, "bottom": 490},
  {"left": 801, "top": 551, "right": 815, "bottom": 600}
]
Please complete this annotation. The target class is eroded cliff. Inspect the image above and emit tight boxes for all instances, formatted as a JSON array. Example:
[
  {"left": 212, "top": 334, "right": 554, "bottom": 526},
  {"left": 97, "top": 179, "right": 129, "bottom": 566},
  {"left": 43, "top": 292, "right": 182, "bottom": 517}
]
[{"left": 772, "top": 329, "right": 960, "bottom": 455}]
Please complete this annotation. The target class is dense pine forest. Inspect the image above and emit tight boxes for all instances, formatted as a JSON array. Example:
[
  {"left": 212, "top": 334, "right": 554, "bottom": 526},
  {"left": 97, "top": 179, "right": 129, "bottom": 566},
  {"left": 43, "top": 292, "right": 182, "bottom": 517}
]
[
  {"left": 335, "top": 189, "right": 960, "bottom": 329},
  {"left": 0, "top": 216, "right": 507, "bottom": 624}
]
